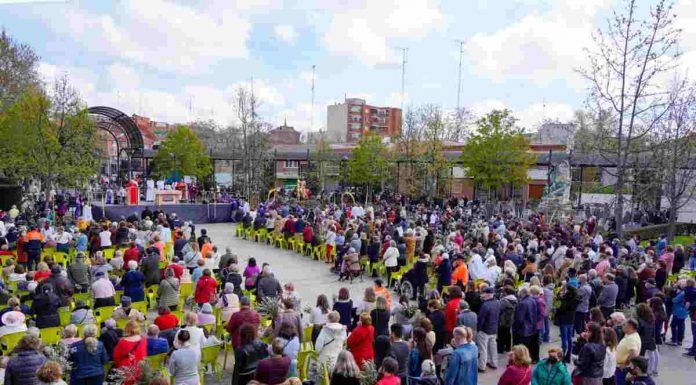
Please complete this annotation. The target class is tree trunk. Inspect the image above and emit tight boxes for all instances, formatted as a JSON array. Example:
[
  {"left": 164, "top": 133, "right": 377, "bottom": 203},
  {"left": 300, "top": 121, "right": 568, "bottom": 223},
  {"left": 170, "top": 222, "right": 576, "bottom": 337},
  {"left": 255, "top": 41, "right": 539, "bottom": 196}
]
[{"left": 614, "top": 168, "right": 624, "bottom": 238}]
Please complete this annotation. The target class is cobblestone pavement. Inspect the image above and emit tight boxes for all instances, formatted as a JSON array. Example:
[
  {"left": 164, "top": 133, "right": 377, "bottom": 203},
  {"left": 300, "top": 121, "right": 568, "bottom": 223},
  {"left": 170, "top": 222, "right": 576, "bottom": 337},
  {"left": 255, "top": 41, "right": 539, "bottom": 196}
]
[{"left": 202, "top": 223, "right": 695, "bottom": 385}]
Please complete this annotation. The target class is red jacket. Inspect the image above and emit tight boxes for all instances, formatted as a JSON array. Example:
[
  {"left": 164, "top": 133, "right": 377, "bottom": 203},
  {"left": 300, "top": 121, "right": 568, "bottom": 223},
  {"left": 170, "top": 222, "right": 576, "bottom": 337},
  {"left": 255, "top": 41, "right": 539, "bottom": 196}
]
[
  {"left": 444, "top": 298, "right": 461, "bottom": 332},
  {"left": 346, "top": 324, "right": 374, "bottom": 369},
  {"left": 194, "top": 275, "right": 217, "bottom": 304},
  {"left": 376, "top": 374, "right": 401, "bottom": 385},
  {"left": 154, "top": 313, "right": 179, "bottom": 331},
  {"left": 226, "top": 307, "right": 261, "bottom": 348},
  {"left": 124, "top": 246, "right": 141, "bottom": 266},
  {"left": 167, "top": 263, "right": 184, "bottom": 279},
  {"left": 497, "top": 364, "right": 532, "bottom": 385},
  {"left": 303, "top": 226, "right": 314, "bottom": 244}
]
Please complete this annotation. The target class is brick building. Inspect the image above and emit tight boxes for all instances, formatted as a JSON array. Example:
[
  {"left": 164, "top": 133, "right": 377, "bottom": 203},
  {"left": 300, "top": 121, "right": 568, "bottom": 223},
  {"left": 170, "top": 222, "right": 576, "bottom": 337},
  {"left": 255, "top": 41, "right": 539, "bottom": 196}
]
[
  {"left": 268, "top": 121, "right": 301, "bottom": 145},
  {"left": 326, "top": 97, "right": 402, "bottom": 143}
]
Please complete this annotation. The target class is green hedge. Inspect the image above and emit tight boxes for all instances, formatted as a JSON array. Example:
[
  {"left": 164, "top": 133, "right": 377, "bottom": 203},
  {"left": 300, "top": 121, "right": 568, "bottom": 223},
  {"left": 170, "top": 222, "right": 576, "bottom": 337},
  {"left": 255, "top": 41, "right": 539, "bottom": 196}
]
[{"left": 624, "top": 223, "right": 696, "bottom": 241}]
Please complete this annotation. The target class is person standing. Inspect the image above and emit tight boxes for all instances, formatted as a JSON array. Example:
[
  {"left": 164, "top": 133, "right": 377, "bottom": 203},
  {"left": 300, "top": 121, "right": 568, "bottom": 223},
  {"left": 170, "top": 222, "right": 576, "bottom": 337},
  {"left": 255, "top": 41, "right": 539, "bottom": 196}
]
[
  {"left": 574, "top": 322, "right": 606, "bottom": 385},
  {"left": 477, "top": 287, "right": 500, "bottom": 372},
  {"left": 615, "top": 319, "right": 642, "bottom": 385},
  {"left": 498, "top": 345, "right": 533, "bottom": 385},
  {"left": 598, "top": 274, "right": 619, "bottom": 320},
  {"left": 168, "top": 330, "right": 201, "bottom": 385},
  {"left": 576, "top": 275, "right": 593, "bottom": 335},
  {"left": 444, "top": 326, "right": 478, "bottom": 385},
  {"left": 69, "top": 324, "right": 109, "bottom": 385},
  {"left": 556, "top": 283, "right": 579, "bottom": 363},
  {"left": 531, "top": 348, "right": 572, "bottom": 385},
  {"left": 346, "top": 313, "right": 375, "bottom": 370},
  {"left": 513, "top": 287, "right": 538, "bottom": 362},
  {"left": 498, "top": 286, "right": 518, "bottom": 354}
]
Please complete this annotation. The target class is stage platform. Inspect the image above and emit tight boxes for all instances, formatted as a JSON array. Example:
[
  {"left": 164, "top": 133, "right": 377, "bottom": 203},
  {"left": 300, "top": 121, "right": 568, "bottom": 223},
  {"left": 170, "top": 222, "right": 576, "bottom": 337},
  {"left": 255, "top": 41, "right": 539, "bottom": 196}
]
[{"left": 92, "top": 203, "right": 233, "bottom": 223}]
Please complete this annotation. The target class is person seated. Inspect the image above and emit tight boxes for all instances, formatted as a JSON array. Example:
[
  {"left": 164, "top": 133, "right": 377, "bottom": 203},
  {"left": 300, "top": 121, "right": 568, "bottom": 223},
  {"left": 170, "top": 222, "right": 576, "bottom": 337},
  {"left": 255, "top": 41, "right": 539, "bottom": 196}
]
[
  {"left": 216, "top": 282, "right": 240, "bottom": 323},
  {"left": 91, "top": 271, "right": 116, "bottom": 308},
  {"left": 0, "top": 297, "right": 30, "bottom": 325},
  {"left": 70, "top": 300, "right": 96, "bottom": 325},
  {"left": 154, "top": 306, "right": 180, "bottom": 332},
  {"left": 99, "top": 318, "right": 123, "bottom": 360},
  {"left": 0, "top": 311, "right": 27, "bottom": 338},
  {"left": 255, "top": 338, "right": 292, "bottom": 385},
  {"left": 146, "top": 325, "right": 170, "bottom": 356},
  {"left": 60, "top": 324, "right": 82, "bottom": 346},
  {"left": 121, "top": 261, "right": 145, "bottom": 302},
  {"left": 197, "top": 303, "right": 216, "bottom": 326},
  {"left": 8, "top": 265, "right": 26, "bottom": 283},
  {"left": 109, "top": 250, "right": 125, "bottom": 271},
  {"left": 2, "top": 259, "right": 15, "bottom": 279},
  {"left": 34, "top": 262, "right": 51, "bottom": 282},
  {"left": 112, "top": 296, "right": 145, "bottom": 322},
  {"left": 31, "top": 284, "right": 61, "bottom": 328},
  {"left": 174, "top": 312, "right": 205, "bottom": 353}
]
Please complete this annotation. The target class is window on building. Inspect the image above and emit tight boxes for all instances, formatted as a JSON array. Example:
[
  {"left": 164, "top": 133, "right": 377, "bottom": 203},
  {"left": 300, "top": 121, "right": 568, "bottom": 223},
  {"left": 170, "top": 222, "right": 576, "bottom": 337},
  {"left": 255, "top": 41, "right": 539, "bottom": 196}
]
[{"left": 284, "top": 160, "right": 299, "bottom": 168}]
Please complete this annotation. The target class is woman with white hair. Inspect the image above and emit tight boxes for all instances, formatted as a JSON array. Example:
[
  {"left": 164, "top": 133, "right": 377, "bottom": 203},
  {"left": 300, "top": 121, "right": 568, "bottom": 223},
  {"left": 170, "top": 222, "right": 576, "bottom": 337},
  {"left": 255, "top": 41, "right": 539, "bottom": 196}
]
[
  {"left": 467, "top": 250, "right": 487, "bottom": 280},
  {"left": 121, "top": 260, "right": 145, "bottom": 302},
  {"left": 109, "top": 250, "right": 124, "bottom": 270},
  {"left": 215, "top": 282, "right": 240, "bottom": 322},
  {"left": 69, "top": 323, "right": 109, "bottom": 385},
  {"left": 484, "top": 255, "right": 501, "bottom": 285},
  {"left": 382, "top": 240, "right": 400, "bottom": 284}
]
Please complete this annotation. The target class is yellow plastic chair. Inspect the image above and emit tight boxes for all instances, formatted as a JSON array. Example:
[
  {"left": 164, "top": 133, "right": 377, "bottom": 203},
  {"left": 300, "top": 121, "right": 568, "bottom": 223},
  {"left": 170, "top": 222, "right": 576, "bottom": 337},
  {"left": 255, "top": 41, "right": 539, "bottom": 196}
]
[
  {"left": 132, "top": 301, "right": 148, "bottom": 314},
  {"left": 301, "top": 325, "right": 314, "bottom": 351},
  {"left": 114, "top": 290, "right": 123, "bottom": 303},
  {"left": 39, "top": 326, "right": 62, "bottom": 346},
  {"left": 297, "top": 350, "right": 317, "bottom": 381},
  {"left": 200, "top": 344, "right": 224, "bottom": 383},
  {"left": 147, "top": 353, "right": 170, "bottom": 378},
  {"left": 102, "top": 248, "right": 115, "bottom": 260},
  {"left": 52, "top": 252, "right": 69, "bottom": 267},
  {"left": 202, "top": 323, "right": 215, "bottom": 336},
  {"left": 58, "top": 307, "right": 71, "bottom": 326},
  {"left": 1, "top": 331, "right": 26, "bottom": 354},
  {"left": 146, "top": 285, "right": 159, "bottom": 310},
  {"left": 274, "top": 234, "right": 287, "bottom": 249},
  {"left": 77, "top": 323, "right": 100, "bottom": 337},
  {"left": 255, "top": 228, "right": 268, "bottom": 243},
  {"left": 180, "top": 282, "right": 193, "bottom": 298},
  {"left": 5, "top": 281, "right": 18, "bottom": 293},
  {"left": 95, "top": 306, "right": 116, "bottom": 322},
  {"left": 73, "top": 292, "right": 93, "bottom": 307},
  {"left": 222, "top": 335, "right": 234, "bottom": 370},
  {"left": 116, "top": 318, "right": 129, "bottom": 329},
  {"left": 172, "top": 310, "right": 185, "bottom": 326},
  {"left": 235, "top": 226, "right": 244, "bottom": 237}
]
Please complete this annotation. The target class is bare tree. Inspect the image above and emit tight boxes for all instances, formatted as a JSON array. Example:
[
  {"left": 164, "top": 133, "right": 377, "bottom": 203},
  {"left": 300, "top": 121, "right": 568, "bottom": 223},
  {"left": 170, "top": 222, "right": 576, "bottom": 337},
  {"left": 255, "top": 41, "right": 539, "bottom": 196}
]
[
  {"left": 580, "top": 0, "right": 681, "bottom": 237},
  {"left": 0, "top": 30, "right": 39, "bottom": 111},
  {"left": 653, "top": 77, "right": 696, "bottom": 239},
  {"left": 232, "top": 86, "right": 271, "bottom": 202}
]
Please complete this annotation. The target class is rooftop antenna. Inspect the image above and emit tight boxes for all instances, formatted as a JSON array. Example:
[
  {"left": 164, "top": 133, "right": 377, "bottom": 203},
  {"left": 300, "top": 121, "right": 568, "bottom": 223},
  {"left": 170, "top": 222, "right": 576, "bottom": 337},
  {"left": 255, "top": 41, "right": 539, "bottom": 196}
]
[
  {"left": 310, "top": 64, "right": 316, "bottom": 132},
  {"left": 455, "top": 40, "right": 466, "bottom": 112},
  {"left": 395, "top": 47, "right": 408, "bottom": 110}
]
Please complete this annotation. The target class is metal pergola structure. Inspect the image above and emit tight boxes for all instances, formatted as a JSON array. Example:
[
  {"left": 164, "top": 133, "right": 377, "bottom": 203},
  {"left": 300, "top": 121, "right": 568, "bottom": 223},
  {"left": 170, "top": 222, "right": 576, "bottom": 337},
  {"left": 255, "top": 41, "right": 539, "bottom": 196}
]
[{"left": 88, "top": 106, "right": 145, "bottom": 179}]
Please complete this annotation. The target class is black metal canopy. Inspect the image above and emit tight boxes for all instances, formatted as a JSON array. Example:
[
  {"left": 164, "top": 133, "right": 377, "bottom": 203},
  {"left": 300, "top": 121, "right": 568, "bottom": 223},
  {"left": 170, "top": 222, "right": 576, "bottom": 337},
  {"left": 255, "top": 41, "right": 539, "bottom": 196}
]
[{"left": 88, "top": 106, "right": 144, "bottom": 157}]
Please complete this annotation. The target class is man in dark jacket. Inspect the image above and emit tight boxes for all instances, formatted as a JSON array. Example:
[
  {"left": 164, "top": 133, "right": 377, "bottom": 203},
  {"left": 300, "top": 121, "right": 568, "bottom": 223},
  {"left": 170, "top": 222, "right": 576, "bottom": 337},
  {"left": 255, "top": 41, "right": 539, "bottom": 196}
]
[
  {"left": 197, "top": 229, "right": 211, "bottom": 250},
  {"left": 173, "top": 231, "right": 188, "bottom": 258},
  {"left": 498, "top": 286, "right": 518, "bottom": 353},
  {"left": 513, "top": 287, "right": 538, "bottom": 352},
  {"left": 255, "top": 266, "right": 282, "bottom": 301},
  {"left": 140, "top": 250, "right": 161, "bottom": 287},
  {"left": 388, "top": 324, "right": 410, "bottom": 384},
  {"left": 477, "top": 287, "right": 500, "bottom": 371},
  {"left": 67, "top": 252, "right": 91, "bottom": 293},
  {"left": 436, "top": 253, "right": 452, "bottom": 293},
  {"left": 39, "top": 265, "right": 74, "bottom": 307}
]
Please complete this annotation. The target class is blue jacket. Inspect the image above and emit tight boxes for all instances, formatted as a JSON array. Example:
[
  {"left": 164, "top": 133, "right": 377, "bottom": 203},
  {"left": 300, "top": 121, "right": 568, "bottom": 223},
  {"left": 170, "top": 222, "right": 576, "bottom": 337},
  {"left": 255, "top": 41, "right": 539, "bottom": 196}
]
[
  {"left": 444, "top": 343, "right": 478, "bottom": 385},
  {"left": 513, "top": 295, "right": 538, "bottom": 337},
  {"left": 437, "top": 259, "right": 452, "bottom": 287},
  {"left": 5, "top": 350, "right": 47, "bottom": 385},
  {"left": 477, "top": 298, "right": 500, "bottom": 335},
  {"left": 147, "top": 337, "right": 170, "bottom": 356},
  {"left": 122, "top": 270, "right": 145, "bottom": 302},
  {"left": 672, "top": 291, "right": 688, "bottom": 319},
  {"left": 69, "top": 340, "right": 109, "bottom": 381}
]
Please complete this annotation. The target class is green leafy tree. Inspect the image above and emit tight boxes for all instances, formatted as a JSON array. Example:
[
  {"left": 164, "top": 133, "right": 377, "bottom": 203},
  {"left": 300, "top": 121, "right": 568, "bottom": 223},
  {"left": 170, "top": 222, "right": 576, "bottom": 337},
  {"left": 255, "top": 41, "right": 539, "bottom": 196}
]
[
  {"left": 348, "top": 133, "right": 390, "bottom": 201},
  {"left": 0, "top": 30, "right": 40, "bottom": 111},
  {"left": 460, "top": 109, "right": 535, "bottom": 198},
  {"left": 0, "top": 77, "right": 99, "bottom": 195},
  {"left": 151, "top": 125, "right": 213, "bottom": 181}
]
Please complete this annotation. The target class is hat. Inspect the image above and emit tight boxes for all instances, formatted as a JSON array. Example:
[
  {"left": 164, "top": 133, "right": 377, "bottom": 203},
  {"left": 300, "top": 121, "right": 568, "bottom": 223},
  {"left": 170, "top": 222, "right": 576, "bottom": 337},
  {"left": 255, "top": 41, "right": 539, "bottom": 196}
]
[
  {"left": 74, "top": 300, "right": 89, "bottom": 310},
  {"left": 95, "top": 270, "right": 105, "bottom": 277},
  {"left": 1, "top": 311, "right": 25, "bottom": 327},
  {"left": 483, "top": 287, "right": 495, "bottom": 294},
  {"left": 121, "top": 296, "right": 132, "bottom": 307}
]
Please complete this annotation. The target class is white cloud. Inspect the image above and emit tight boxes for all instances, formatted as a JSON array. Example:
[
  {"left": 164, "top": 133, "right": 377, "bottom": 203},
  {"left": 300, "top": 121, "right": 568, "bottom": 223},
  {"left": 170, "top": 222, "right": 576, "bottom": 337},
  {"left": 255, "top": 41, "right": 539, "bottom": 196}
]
[
  {"left": 469, "top": 99, "right": 574, "bottom": 131},
  {"left": 38, "top": 0, "right": 251, "bottom": 73},
  {"left": 465, "top": 0, "right": 611, "bottom": 87},
  {"left": 321, "top": 0, "right": 444, "bottom": 66},
  {"left": 274, "top": 24, "right": 298, "bottom": 44},
  {"left": 107, "top": 63, "right": 140, "bottom": 90}
]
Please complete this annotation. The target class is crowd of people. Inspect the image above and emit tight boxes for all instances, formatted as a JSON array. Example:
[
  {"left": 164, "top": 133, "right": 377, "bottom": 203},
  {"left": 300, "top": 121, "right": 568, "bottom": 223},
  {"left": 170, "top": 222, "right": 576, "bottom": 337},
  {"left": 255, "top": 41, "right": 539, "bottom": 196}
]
[{"left": 0, "top": 194, "right": 692, "bottom": 385}]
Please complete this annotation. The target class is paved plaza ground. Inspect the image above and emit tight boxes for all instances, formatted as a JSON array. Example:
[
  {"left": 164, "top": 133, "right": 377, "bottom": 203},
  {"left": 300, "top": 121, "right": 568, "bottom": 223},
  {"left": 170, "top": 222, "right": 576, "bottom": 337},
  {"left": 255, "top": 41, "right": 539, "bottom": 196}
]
[{"left": 202, "top": 223, "right": 696, "bottom": 385}]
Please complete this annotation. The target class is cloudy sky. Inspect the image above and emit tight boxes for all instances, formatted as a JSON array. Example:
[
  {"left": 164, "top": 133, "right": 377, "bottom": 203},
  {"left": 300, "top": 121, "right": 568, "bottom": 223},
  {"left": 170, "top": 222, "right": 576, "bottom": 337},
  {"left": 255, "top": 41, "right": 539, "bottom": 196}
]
[{"left": 1, "top": 0, "right": 695, "bottom": 132}]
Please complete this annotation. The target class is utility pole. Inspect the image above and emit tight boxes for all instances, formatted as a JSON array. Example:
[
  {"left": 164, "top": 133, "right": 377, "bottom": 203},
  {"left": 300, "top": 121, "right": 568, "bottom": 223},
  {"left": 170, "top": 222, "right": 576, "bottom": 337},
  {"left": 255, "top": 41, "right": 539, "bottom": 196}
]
[
  {"left": 395, "top": 47, "right": 408, "bottom": 110},
  {"left": 310, "top": 64, "right": 316, "bottom": 132},
  {"left": 455, "top": 40, "right": 466, "bottom": 112}
]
